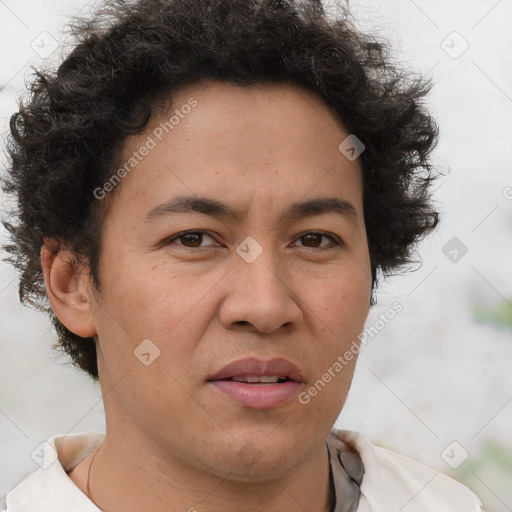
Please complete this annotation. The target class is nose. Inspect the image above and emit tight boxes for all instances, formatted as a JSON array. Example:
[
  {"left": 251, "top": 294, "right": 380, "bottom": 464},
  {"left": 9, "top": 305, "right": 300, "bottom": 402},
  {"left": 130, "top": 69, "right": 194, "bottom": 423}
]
[{"left": 219, "top": 246, "right": 303, "bottom": 334}]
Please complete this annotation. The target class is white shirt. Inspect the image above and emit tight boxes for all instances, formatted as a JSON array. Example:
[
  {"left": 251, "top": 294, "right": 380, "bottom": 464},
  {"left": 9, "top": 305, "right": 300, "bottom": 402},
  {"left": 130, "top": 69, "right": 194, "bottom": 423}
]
[{"left": 1, "top": 428, "right": 485, "bottom": 511}]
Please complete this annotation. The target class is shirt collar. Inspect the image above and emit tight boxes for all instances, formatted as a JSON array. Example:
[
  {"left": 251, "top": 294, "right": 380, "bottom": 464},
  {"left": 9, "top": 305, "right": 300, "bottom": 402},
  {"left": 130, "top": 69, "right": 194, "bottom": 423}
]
[
  {"left": 327, "top": 428, "right": 365, "bottom": 512},
  {"left": 3, "top": 431, "right": 105, "bottom": 512},
  {"left": 4, "top": 430, "right": 362, "bottom": 512}
]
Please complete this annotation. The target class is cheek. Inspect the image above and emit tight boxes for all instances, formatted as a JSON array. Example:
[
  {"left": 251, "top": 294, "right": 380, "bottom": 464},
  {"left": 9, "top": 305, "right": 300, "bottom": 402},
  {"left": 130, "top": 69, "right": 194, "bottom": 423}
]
[
  {"left": 308, "top": 274, "right": 369, "bottom": 396},
  {"left": 316, "top": 264, "right": 371, "bottom": 329},
  {"left": 95, "top": 252, "right": 223, "bottom": 384},
  {"left": 293, "top": 266, "right": 370, "bottom": 385},
  {"left": 98, "top": 252, "right": 189, "bottom": 333}
]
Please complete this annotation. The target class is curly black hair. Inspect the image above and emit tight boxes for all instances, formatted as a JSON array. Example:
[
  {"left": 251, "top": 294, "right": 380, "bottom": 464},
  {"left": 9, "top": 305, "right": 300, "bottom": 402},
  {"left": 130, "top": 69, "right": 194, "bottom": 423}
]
[{"left": 1, "top": 0, "right": 440, "bottom": 381}]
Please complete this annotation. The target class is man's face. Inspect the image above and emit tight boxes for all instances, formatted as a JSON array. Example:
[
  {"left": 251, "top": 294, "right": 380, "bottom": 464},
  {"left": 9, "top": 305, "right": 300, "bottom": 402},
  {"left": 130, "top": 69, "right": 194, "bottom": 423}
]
[{"left": 90, "top": 81, "right": 372, "bottom": 480}]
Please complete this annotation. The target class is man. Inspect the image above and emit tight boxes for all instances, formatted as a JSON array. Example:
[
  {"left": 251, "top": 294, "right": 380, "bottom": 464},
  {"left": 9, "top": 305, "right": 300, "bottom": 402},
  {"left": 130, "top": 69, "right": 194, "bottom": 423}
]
[{"left": 1, "top": 0, "right": 484, "bottom": 510}]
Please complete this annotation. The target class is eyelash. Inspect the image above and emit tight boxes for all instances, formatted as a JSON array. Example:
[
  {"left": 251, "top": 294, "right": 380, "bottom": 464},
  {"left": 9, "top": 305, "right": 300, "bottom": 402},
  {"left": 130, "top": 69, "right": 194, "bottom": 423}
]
[{"left": 164, "top": 230, "right": 343, "bottom": 250}]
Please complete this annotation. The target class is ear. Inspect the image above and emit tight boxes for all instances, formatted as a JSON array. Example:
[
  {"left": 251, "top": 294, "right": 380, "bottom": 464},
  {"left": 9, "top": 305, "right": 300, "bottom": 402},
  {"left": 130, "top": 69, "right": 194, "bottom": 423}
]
[{"left": 41, "top": 244, "right": 97, "bottom": 338}]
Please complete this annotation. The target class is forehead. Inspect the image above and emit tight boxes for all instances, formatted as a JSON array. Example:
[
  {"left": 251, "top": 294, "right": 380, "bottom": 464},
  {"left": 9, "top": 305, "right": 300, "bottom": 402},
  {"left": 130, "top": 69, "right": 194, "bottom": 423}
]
[{"left": 106, "top": 80, "right": 363, "bottom": 223}]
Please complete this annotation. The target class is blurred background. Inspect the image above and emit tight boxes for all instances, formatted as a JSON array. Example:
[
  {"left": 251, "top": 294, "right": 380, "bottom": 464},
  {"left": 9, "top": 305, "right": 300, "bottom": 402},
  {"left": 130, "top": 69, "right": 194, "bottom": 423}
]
[{"left": 0, "top": 0, "right": 511, "bottom": 509}]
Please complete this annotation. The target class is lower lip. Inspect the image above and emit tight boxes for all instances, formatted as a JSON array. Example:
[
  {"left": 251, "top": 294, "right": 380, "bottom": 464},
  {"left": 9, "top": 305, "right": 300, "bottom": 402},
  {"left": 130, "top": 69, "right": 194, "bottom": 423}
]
[{"left": 208, "top": 380, "right": 302, "bottom": 409}]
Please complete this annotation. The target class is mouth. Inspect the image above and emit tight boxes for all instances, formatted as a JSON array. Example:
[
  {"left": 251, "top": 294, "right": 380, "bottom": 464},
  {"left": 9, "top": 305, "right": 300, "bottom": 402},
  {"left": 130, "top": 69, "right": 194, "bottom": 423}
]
[
  {"left": 207, "top": 357, "right": 304, "bottom": 409},
  {"left": 225, "top": 375, "right": 292, "bottom": 384}
]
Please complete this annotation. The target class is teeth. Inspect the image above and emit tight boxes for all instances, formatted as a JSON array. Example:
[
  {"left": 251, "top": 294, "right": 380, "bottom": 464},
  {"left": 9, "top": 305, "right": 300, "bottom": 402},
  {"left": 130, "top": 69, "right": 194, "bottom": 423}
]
[{"left": 232, "top": 375, "right": 286, "bottom": 383}]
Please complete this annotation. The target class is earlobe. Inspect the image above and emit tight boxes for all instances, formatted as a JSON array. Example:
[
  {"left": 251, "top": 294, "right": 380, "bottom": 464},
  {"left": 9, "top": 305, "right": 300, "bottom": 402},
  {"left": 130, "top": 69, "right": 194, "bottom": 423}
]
[{"left": 41, "top": 245, "right": 97, "bottom": 338}]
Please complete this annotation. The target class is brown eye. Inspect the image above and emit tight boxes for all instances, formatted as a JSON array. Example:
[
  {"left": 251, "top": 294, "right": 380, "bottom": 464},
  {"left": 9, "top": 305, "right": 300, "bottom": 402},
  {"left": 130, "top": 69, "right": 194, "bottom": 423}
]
[
  {"left": 166, "top": 231, "right": 218, "bottom": 248},
  {"left": 295, "top": 232, "right": 341, "bottom": 249}
]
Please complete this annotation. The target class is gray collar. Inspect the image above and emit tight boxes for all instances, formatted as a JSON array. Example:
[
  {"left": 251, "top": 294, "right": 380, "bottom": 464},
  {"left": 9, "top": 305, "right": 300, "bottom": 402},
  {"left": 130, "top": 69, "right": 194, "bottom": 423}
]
[{"left": 326, "top": 430, "right": 365, "bottom": 512}]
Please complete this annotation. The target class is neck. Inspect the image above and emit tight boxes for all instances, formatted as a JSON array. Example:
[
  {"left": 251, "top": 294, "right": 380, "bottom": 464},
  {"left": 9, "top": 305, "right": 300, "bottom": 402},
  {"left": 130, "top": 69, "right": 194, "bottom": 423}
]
[{"left": 85, "top": 430, "right": 332, "bottom": 512}]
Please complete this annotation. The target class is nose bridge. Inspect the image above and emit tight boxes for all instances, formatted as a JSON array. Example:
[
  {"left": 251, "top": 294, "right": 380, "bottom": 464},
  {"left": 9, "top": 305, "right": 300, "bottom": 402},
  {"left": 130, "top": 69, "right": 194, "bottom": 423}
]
[
  {"left": 220, "top": 233, "right": 302, "bottom": 333},
  {"left": 235, "top": 234, "right": 289, "bottom": 300}
]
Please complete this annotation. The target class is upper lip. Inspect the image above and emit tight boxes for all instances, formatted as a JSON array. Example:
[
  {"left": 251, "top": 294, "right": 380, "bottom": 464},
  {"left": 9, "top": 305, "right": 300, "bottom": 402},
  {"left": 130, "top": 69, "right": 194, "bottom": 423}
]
[{"left": 208, "top": 357, "right": 304, "bottom": 383}]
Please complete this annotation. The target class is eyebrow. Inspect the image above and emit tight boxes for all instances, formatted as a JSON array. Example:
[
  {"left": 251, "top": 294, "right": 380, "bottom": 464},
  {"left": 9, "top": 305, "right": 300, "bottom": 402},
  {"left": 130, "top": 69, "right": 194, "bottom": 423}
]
[{"left": 144, "top": 195, "right": 359, "bottom": 226}]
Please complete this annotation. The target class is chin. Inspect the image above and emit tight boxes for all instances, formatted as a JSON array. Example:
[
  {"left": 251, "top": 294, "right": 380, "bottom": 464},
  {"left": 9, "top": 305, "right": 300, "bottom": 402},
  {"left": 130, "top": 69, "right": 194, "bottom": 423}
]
[
  {"left": 202, "top": 433, "right": 311, "bottom": 482},
  {"left": 208, "top": 453, "right": 303, "bottom": 483}
]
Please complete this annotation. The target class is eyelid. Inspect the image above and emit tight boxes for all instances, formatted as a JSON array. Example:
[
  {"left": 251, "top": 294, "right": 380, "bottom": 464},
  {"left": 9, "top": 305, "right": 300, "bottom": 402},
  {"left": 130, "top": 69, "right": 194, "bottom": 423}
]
[
  {"left": 165, "top": 230, "right": 219, "bottom": 248},
  {"left": 293, "top": 230, "right": 343, "bottom": 248}
]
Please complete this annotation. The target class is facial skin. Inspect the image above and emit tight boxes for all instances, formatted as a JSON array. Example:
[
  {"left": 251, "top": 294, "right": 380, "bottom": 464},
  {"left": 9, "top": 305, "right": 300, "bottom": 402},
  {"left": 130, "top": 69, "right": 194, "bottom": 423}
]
[{"left": 42, "top": 81, "right": 372, "bottom": 512}]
